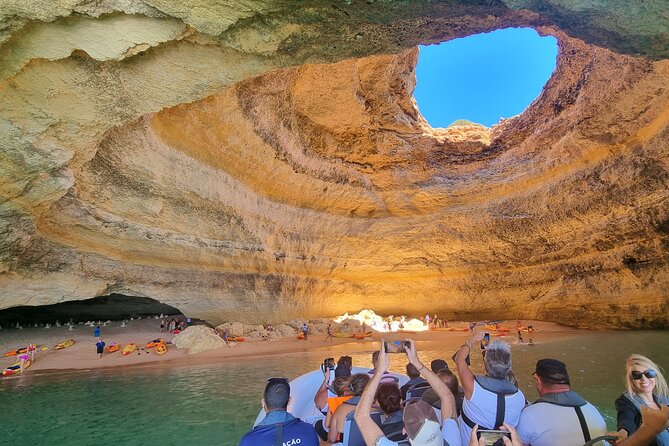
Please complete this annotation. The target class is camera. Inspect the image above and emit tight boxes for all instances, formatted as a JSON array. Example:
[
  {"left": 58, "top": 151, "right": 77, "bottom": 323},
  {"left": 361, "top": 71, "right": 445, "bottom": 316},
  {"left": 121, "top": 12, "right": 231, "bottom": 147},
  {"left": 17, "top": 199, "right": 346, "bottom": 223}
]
[
  {"left": 384, "top": 340, "right": 410, "bottom": 353},
  {"left": 476, "top": 429, "right": 511, "bottom": 446}
]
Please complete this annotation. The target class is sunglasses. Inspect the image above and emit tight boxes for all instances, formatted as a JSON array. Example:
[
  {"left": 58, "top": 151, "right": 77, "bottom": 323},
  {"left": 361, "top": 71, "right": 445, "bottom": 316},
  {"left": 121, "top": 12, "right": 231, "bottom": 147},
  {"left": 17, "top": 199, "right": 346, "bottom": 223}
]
[{"left": 631, "top": 369, "right": 657, "bottom": 380}]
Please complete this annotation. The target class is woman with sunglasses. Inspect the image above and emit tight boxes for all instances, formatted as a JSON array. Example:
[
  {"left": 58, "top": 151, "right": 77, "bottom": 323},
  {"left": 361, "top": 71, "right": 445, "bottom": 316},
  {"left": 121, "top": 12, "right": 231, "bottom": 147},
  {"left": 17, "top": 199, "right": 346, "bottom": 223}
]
[{"left": 615, "top": 354, "right": 669, "bottom": 446}]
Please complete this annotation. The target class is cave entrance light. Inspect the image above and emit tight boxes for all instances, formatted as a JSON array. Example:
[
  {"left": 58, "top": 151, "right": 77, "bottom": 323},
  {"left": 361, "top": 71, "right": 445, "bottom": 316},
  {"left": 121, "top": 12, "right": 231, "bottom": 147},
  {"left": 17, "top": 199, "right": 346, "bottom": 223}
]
[
  {"left": 414, "top": 27, "right": 558, "bottom": 128},
  {"left": 333, "top": 309, "right": 429, "bottom": 333}
]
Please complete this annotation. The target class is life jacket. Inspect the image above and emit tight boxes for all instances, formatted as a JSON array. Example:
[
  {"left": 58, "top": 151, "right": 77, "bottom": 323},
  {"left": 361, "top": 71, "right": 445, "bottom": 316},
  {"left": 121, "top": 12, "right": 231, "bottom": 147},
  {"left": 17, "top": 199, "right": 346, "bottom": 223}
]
[
  {"left": 327, "top": 395, "right": 352, "bottom": 415},
  {"left": 533, "top": 391, "right": 594, "bottom": 445},
  {"left": 461, "top": 375, "right": 520, "bottom": 430},
  {"left": 623, "top": 392, "right": 669, "bottom": 446}
]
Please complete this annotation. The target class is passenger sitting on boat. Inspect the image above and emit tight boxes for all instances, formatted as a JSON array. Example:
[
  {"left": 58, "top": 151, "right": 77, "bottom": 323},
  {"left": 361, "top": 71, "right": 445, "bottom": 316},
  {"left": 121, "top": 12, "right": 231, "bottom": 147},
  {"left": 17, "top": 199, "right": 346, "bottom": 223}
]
[
  {"left": 336, "top": 355, "right": 353, "bottom": 378},
  {"left": 314, "top": 376, "right": 353, "bottom": 441},
  {"left": 239, "top": 377, "right": 319, "bottom": 446},
  {"left": 327, "top": 373, "right": 372, "bottom": 444},
  {"left": 355, "top": 339, "right": 460, "bottom": 446},
  {"left": 614, "top": 354, "right": 669, "bottom": 446},
  {"left": 422, "top": 368, "right": 464, "bottom": 416},
  {"left": 376, "top": 382, "right": 408, "bottom": 442},
  {"left": 400, "top": 363, "right": 427, "bottom": 400},
  {"left": 516, "top": 358, "right": 607, "bottom": 446},
  {"left": 455, "top": 332, "right": 526, "bottom": 446}
]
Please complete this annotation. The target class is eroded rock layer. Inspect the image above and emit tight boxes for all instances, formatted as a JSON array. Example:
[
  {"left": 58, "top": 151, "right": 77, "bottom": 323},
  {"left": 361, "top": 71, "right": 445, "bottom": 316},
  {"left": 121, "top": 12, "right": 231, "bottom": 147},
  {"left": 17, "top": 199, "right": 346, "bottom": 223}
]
[{"left": 0, "top": 1, "right": 668, "bottom": 327}]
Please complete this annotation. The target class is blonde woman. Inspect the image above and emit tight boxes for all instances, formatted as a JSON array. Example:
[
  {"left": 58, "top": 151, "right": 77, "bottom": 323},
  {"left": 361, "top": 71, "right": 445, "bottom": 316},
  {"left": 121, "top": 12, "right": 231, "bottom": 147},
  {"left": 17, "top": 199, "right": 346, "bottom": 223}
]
[{"left": 615, "top": 354, "right": 669, "bottom": 446}]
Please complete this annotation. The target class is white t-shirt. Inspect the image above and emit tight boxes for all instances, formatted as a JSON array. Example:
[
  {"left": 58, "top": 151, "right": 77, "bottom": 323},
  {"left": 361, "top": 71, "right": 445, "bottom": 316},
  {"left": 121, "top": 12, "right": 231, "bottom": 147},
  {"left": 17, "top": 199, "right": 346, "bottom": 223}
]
[
  {"left": 516, "top": 400, "right": 607, "bottom": 446},
  {"left": 458, "top": 379, "right": 526, "bottom": 445},
  {"left": 376, "top": 418, "right": 461, "bottom": 446}
]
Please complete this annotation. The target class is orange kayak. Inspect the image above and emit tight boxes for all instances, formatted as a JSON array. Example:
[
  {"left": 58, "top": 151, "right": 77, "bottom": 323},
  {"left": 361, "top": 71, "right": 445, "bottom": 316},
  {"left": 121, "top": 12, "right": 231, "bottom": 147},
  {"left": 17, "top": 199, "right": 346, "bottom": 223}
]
[
  {"left": 146, "top": 339, "right": 165, "bottom": 348},
  {"left": 106, "top": 343, "right": 119, "bottom": 353}
]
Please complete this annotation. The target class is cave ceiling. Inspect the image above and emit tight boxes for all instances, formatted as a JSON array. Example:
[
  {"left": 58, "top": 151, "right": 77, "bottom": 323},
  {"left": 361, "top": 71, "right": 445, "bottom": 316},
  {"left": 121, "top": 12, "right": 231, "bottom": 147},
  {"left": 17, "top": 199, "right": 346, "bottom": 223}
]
[{"left": 0, "top": 1, "right": 668, "bottom": 327}]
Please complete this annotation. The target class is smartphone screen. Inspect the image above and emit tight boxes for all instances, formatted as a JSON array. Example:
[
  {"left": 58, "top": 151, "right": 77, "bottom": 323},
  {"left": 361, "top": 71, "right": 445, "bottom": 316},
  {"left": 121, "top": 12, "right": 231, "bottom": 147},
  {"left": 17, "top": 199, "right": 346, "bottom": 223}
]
[
  {"left": 384, "top": 341, "right": 406, "bottom": 353},
  {"left": 477, "top": 429, "right": 510, "bottom": 446},
  {"left": 484, "top": 332, "right": 490, "bottom": 341},
  {"left": 325, "top": 358, "right": 335, "bottom": 370}
]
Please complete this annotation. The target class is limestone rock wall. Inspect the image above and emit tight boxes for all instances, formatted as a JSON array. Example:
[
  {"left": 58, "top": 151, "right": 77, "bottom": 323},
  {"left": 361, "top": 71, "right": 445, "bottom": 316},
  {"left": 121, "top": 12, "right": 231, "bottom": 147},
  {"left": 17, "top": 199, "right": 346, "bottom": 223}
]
[{"left": 0, "top": 1, "right": 667, "bottom": 327}]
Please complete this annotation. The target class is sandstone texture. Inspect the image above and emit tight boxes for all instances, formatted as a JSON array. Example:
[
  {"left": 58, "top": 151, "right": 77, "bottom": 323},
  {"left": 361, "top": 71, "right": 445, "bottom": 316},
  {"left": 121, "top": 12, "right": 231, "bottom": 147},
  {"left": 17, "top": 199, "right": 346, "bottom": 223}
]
[{"left": 0, "top": 1, "right": 668, "bottom": 328}]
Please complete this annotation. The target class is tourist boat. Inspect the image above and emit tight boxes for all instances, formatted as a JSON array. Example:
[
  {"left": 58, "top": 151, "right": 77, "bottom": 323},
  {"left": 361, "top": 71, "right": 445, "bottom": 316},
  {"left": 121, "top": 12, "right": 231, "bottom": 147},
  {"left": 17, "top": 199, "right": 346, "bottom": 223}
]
[
  {"left": 155, "top": 344, "right": 167, "bottom": 355},
  {"left": 121, "top": 343, "right": 137, "bottom": 356},
  {"left": 253, "top": 367, "right": 408, "bottom": 427},
  {"left": 54, "top": 339, "right": 75, "bottom": 350},
  {"left": 105, "top": 343, "right": 119, "bottom": 353}
]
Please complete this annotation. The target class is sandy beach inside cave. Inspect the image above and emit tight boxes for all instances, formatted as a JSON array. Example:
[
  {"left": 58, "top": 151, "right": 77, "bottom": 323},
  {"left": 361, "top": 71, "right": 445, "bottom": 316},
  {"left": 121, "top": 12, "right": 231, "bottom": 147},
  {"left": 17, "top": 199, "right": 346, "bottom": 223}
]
[{"left": 0, "top": 318, "right": 587, "bottom": 378}]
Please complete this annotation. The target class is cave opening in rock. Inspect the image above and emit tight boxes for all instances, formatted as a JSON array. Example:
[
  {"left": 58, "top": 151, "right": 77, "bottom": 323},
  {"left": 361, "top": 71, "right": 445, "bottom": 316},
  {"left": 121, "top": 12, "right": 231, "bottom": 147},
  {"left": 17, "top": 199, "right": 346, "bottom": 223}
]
[
  {"left": 414, "top": 27, "right": 558, "bottom": 128},
  {"left": 0, "top": 294, "right": 181, "bottom": 327}
]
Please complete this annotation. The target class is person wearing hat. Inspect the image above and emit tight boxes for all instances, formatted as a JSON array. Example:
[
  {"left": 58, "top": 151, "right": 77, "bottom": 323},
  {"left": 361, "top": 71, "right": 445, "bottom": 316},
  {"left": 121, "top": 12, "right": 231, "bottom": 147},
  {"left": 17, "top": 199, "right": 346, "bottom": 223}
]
[
  {"left": 516, "top": 358, "right": 607, "bottom": 446},
  {"left": 355, "top": 339, "right": 461, "bottom": 446}
]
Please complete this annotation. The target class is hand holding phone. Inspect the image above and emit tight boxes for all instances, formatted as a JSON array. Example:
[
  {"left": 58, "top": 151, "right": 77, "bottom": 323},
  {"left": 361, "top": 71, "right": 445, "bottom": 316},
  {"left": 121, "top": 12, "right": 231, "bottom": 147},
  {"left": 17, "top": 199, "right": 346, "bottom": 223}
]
[
  {"left": 477, "top": 429, "right": 511, "bottom": 446},
  {"left": 384, "top": 340, "right": 409, "bottom": 353}
]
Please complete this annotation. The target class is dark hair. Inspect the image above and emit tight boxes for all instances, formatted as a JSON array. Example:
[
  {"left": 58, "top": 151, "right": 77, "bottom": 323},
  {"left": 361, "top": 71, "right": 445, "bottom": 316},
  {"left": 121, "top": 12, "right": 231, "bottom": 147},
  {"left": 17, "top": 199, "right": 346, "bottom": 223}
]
[
  {"left": 332, "top": 376, "right": 352, "bottom": 396},
  {"left": 376, "top": 383, "right": 402, "bottom": 415},
  {"left": 264, "top": 379, "right": 290, "bottom": 410},
  {"left": 406, "top": 363, "right": 421, "bottom": 379},
  {"left": 438, "top": 368, "right": 459, "bottom": 397},
  {"left": 350, "top": 373, "right": 371, "bottom": 396},
  {"left": 338, "top": 355, "right": 353, "bottom": 369}
]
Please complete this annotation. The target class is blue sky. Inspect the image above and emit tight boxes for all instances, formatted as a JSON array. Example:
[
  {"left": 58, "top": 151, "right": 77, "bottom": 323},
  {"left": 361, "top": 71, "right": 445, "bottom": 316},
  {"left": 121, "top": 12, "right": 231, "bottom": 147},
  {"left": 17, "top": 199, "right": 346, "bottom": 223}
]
[{"left": 414, "top": 28, "right": 558, "bottom": 128}]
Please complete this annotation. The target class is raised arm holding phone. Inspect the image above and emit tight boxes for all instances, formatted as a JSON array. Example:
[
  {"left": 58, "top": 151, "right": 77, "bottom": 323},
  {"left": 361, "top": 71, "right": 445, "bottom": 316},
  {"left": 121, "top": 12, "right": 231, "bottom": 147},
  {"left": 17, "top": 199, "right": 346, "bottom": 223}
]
[{"left": 354, "top": 339, "right": 461, "bottom": 446}]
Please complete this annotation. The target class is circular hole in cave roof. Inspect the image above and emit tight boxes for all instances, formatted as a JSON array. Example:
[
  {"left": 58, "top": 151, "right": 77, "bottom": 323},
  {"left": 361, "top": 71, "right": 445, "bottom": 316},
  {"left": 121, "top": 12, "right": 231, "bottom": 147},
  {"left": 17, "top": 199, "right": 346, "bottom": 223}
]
[{"left": 414, "top": 27, "right": 558, "bottom": 128}]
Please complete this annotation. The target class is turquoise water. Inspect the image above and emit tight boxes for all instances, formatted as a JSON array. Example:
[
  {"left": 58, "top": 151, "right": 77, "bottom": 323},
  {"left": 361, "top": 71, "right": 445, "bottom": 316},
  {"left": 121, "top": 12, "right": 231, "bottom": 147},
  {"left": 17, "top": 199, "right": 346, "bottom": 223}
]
[{"left": 1, "top": 330, "right": 666, "bottom": 445}]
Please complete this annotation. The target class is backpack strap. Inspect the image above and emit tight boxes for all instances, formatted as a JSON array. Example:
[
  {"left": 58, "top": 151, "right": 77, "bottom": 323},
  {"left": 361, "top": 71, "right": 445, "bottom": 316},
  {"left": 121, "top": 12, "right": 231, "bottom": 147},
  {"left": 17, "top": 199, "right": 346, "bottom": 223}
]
[
  {"left": 574, "top": 406, "right": 591, "bottom": 444},
  {"left": 494, "top": 390, "right": 506, "bottom": 430},
  {"left": 274, "top": 422, "right": 284, "bottom": 446}
]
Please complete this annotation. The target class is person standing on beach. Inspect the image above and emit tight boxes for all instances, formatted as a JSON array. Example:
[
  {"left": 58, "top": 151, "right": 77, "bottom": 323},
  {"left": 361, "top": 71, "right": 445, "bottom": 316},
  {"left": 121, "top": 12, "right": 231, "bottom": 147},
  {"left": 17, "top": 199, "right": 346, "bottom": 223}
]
[
  {"left": 94, "top": 325, "right": 101, "bottom": 339},
  {"left": 301, "top": 323, "right": 308, "bottom": 340},
  {"left": 325, "top": 323, "right": 333, "bottom": 342},
  {"left": 96, "top": 339, "right": 105, "bottom": 359},
  {"left": 528, "top": 325, "right": 535, "bottom": 345}
]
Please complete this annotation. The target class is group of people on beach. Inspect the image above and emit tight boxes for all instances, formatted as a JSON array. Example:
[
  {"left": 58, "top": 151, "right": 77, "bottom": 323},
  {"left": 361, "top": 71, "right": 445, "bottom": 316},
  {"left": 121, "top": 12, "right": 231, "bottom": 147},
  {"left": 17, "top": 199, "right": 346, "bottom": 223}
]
[
  {"left": 160, "top": 317, "right": 187, "bottom": 334},
  {"left": 241, "top": 330, "right": 669, "bottom": 446}
]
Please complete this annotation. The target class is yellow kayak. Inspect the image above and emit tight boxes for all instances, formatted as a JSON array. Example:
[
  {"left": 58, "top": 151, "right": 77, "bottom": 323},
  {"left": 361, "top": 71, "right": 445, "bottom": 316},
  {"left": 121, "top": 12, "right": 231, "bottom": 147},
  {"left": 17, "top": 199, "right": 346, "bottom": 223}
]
[
  {"left": 54, "top": 339, "right": 75, "bottom": 350},
  {"left": 121, "top": 343, "right": 137, "bottom": 356},
  {"left": 155, "top": 344, "right": 167, "bottom": 355}
]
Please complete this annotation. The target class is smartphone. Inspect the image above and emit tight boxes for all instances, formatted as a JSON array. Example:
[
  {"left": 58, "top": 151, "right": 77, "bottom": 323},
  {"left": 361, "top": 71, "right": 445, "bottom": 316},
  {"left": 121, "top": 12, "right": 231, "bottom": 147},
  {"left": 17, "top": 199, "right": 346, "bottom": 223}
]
[
  {"left": 477, "top": 429, "right": 510, "bottom": 446},
  {"left": 384, "top": 340, "right": 409, "bottom": 353},
  {"left": 484, "top": 332, "right": 490, "bottom": 341},
  {"left": 323, "top": 357, "right": 335, "bottom": 370}
]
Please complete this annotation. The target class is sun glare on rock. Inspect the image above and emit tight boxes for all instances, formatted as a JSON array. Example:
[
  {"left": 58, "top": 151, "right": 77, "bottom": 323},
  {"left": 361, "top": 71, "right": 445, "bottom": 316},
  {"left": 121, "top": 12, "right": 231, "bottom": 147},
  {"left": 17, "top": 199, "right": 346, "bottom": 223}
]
[
  {"left": 414, "top": 27, "right": 558, "bottom": 128},
  {"left": 333, "top": 309, "right": 429, "bottom": 333}
]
